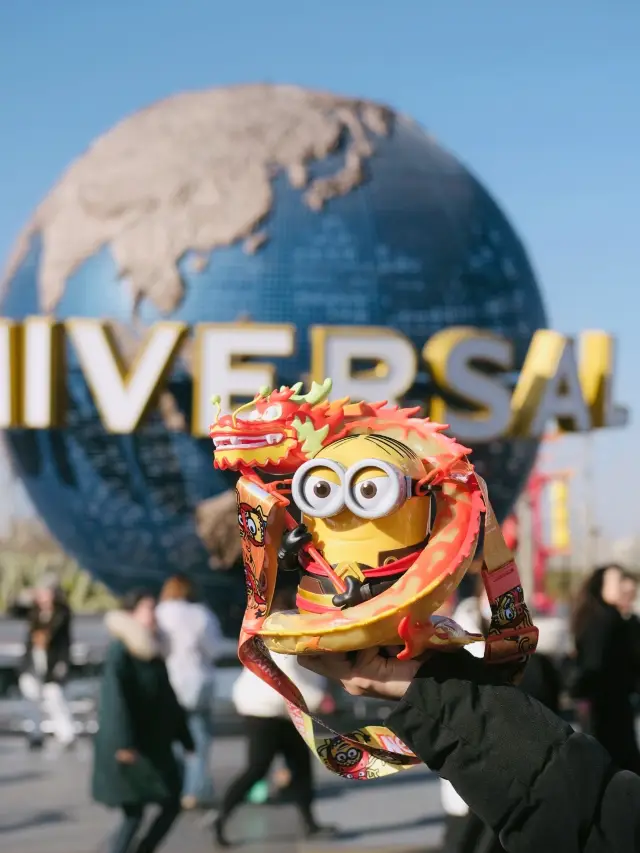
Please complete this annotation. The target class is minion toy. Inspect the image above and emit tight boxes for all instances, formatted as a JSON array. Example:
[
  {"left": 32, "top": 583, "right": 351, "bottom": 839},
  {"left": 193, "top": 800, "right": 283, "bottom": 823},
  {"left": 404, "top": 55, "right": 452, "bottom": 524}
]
[
  {"left": 211, "top": 380, "right": 539, "bottom": 783},
  {"left": 280, "top": 434, "right": 434, "bottom": 613},
  {"left": 211, "top": 379, "right": 538, "bottom": 660}
]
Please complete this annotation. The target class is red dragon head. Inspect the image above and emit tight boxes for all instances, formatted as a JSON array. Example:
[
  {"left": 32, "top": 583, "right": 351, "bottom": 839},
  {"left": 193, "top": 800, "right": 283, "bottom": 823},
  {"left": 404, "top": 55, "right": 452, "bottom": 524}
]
[{"left": 210, "top": 379, "right": 350, "bottom": 473}]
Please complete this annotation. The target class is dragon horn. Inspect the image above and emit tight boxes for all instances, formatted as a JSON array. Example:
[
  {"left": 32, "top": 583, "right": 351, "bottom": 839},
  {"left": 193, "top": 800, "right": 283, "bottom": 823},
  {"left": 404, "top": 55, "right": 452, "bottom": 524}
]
[
  {"left": 210, "top": 394, "right": 221, "bottom": 424},
  {"left": 290, "top": 378, "right": 333, "bottom": 405}
]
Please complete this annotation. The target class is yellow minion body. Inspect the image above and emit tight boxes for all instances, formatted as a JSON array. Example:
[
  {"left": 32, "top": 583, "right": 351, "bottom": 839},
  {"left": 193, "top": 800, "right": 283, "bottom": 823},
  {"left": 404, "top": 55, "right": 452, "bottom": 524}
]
[{"left": 294, "top": 434, "right": 432, "bottom": 570}]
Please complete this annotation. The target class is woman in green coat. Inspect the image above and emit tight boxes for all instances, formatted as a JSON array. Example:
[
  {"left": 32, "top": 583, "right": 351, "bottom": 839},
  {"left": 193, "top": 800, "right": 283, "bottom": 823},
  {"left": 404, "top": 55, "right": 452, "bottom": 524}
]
[{"left": 92, "top": 590, "right": 194, "bottom": 853}]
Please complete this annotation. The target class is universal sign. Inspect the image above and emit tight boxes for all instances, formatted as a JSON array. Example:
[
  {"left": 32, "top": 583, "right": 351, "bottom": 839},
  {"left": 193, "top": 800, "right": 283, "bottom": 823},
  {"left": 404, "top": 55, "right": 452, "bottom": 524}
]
[{"left": 0, "top": 319, "right": 628, "bottom": 443}]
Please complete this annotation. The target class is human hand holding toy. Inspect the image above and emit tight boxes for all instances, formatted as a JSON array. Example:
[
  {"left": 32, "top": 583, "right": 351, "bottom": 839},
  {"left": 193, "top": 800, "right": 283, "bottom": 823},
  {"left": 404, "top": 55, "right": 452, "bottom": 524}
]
[{"left": 300, "top": 647, "right": 423, "bottom": 701}]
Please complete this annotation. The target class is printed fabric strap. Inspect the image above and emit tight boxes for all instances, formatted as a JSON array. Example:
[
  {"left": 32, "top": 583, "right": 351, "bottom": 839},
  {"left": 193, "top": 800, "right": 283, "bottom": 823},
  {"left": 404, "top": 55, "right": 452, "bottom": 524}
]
[
  {"left": 235, "top": 473, "right": 538, "bottom": 781},
  {"left": 475, "top": 475, "right": 539, "bottom": 665}
]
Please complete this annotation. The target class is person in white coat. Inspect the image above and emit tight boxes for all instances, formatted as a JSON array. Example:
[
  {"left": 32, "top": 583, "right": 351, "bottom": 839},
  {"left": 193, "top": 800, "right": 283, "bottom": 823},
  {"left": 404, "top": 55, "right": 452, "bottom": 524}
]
[
  {"left": 19, "top": 576, "right": 76, "bottom": 749},
  {"left": 214, "top": 584, "right": 334, "bottom": 847},
  {"left": 156, "top": 575, "right": 223, "bottom": 809}
]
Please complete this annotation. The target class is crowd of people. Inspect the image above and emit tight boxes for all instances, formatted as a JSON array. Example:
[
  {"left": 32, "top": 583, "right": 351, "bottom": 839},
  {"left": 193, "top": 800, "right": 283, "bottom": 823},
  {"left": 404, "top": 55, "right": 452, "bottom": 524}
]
[
  {"left": 16, "top": 572, "right": 332, "bottom": 851},
  {"left": 13, "top": 562, "right": 640, "bottom": 852}
]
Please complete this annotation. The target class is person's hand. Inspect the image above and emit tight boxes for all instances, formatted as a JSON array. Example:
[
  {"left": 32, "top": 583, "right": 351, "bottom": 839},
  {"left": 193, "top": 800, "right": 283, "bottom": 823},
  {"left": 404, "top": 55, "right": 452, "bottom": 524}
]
[
  {"left": 299, "top": 647, "right": 423, "bottom": 701},
  {"left": 115, "top": 749, "right": 138, "bottom": 764}
]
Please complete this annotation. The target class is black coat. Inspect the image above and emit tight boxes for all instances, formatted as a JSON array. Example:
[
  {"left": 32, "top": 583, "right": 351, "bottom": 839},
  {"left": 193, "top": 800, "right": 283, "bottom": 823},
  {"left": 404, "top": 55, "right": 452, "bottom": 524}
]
[
  {"left": 92, "top": 613, "right": 193, "bottom": 808},
  {"left": 572, "top": 602, "right": 640, "bottom": 773},
  {"left": 387, "top": 650, "right": 640, "bottom": 853},
  {"left": 518, "top": 652, "right": 561, "bottom": 715},
  {"left": 20, "top": 602, "right": 72, "bottom": 684}
]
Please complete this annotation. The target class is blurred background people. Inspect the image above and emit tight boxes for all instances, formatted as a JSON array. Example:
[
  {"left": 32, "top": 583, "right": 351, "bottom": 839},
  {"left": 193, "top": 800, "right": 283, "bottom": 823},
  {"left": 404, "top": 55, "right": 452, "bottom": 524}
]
[
  {"left": 619, "top": 572, "right": 638, "bottom": 621},
  {"left": 571, "top": 564, "right": 640, "bottom": 773},
  {"left": 214, "top": 583, "right": 333, "bottom": 847},
  {"left": 156, "top": 573, "right": 222, "bottom": 810},
  {"left": 18, "top": 574, "right": 75, "bottom": 749},
  {"left": 617, "top": 572, "right": 640, "bottom": 710},
  {"left": 92, "top": 590, "right": 194, "bottom": 853}
]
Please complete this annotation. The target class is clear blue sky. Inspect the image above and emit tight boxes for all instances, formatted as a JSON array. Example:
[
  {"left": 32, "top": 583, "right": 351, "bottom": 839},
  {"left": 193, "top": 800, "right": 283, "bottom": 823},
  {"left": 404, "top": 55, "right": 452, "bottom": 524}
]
[{"left": 0, "top": 0, "right": 638, "bottom": 542}]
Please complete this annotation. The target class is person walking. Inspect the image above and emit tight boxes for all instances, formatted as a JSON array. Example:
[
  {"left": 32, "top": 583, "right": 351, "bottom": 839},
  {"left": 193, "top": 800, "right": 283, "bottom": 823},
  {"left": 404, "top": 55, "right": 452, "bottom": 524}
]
[
  {"left": 92, "top": 590, "right": 194, "bottom": 853},
  {"left": 156, "top": 574, "right": 223, "bottom": 809},
  {"left": 571, "top": 564, "right": 640, "bottom": 774},
  {"left": 213, "top": 585, "right": 334, "bottom": 847},
  {"left": 616, "top": 572, "right": 640, "bottom": 710},
  {"left": 18, "top": 574, "right": 75, "bottom": 749}
]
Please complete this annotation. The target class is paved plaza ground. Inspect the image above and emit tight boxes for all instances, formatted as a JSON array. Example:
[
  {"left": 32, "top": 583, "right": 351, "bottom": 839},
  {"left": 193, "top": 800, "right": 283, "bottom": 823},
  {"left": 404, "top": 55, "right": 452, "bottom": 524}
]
[{"left": 0, "top": 735, "right": 445, "bottom": 853}]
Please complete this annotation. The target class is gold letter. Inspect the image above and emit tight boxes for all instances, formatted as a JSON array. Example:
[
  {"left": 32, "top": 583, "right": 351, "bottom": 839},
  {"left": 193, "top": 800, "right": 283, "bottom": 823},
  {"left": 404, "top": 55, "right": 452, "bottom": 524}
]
[
  {"left": 65, "top": 319, "right": 187, "bottom": 433},
  {"left": 510, "top": 330, "right": 590, "bottom": 436},
  {"left": 0, "top": 320, "right": 21, "bottom": 428},
  {"left": 578, "top": 331, "right": 629, "bottom": 428},
  {"left": 21, "top": 317, "right": 66, "bottom": 428},
  {"left": 310, "top": 325, "right": 416, "bottom": 403},
  {"left": 423, "top": 327, "right": 513, "bottom": 442},
  {"left": 192, "top": 322, "right": 295, "bottom": 437}
]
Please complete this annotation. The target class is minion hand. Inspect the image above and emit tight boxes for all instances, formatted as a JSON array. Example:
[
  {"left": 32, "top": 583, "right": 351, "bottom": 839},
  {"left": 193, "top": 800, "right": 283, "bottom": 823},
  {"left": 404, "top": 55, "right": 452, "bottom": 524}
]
[
  {"left": 332, "top": 576, "right": 365, "bottom": 609},
  {"left": 278, "top": 524, "right": 313, "bottom": 572}
]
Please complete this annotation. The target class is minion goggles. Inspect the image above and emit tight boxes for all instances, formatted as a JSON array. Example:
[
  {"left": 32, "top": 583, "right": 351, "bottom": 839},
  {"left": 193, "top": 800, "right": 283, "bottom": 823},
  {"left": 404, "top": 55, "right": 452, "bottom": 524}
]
[{"left": 291, "top": 457, "right": 431, "bottom": 520}]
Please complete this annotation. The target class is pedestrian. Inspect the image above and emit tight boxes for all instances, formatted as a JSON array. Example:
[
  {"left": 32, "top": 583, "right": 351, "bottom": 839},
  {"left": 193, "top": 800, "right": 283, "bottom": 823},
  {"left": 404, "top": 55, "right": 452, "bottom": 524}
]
[
  {"left": 617, "top": 572, "right": 640, "bottom": 704},
  {"left": 571, "top": 564, "right": 640, "bottom": 773},
  {"left": 213, "top": 584, "right": 334, "bottom": 847},
  {"left": 18, "top": 574, "right": 75, "bottom": 749},
  {"left": 92, "top": 589, "right": 194, "bottom": 853},
  {"left": 156, "top": 573, "right": 222, "bottom": 809}
]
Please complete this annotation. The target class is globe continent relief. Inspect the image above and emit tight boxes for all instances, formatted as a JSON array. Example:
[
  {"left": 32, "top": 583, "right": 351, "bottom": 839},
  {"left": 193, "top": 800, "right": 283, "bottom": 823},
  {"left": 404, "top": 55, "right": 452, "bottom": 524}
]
[{"left": 0, "top": 84, "right": 547, "bottom": 624}]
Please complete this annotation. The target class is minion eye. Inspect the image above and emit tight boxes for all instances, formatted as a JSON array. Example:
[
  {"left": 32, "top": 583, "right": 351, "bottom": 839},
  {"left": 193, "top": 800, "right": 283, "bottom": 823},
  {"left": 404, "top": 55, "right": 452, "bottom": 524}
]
[
  {"left": 352, "top": 474, "right": 396, "bottom": 514},
  {"left": 291, "top": 459, "right": 346, "bottom": 518},
  {"left": 302, "top": 476, "right": 343, "bottom": 516},
  {"left": 345, "top": 460, "right": 407, "bottom": 519}
]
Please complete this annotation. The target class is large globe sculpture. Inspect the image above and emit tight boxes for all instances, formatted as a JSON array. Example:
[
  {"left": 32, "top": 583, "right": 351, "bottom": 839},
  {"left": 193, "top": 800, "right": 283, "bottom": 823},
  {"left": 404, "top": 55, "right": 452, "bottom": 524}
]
[{"left": 0, "top": 84, "right": 546, "bottom": 628}]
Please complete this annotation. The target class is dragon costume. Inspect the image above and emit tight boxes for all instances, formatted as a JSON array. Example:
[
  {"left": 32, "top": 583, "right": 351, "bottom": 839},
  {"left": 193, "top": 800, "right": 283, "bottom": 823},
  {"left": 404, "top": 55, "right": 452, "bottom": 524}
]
[{"left": 210, "top": 379, "right": 538, "bottom": 780}]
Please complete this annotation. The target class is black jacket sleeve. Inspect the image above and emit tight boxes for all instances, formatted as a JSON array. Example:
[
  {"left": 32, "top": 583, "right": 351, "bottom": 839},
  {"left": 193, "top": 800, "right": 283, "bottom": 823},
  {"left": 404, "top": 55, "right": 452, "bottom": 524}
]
[{"left": 386, "top": 650, "right": 640, "bottom": 853}]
